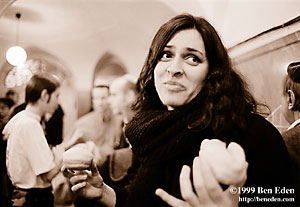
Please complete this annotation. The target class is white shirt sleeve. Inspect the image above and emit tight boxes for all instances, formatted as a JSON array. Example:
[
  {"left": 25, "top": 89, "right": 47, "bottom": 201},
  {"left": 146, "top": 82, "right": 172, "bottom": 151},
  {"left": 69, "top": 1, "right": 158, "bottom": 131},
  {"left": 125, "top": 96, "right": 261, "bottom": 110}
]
[{"left": 20, "top": 120, "right": 55, "bottom": 176}]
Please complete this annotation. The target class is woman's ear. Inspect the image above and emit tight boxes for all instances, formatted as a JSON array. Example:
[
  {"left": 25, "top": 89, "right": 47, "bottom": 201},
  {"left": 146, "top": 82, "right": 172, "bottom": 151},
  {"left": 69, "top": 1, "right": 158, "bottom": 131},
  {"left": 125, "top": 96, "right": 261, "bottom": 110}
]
[{"left": 287, "top": 90, "right": 296, "bottom": 110}]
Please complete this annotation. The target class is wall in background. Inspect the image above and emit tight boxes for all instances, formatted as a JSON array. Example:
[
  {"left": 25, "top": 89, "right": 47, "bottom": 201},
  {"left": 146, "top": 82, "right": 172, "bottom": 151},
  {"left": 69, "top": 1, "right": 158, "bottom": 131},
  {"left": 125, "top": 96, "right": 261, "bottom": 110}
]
[{"left": 229, "top": 19, "right": 300, "bottom": 132}]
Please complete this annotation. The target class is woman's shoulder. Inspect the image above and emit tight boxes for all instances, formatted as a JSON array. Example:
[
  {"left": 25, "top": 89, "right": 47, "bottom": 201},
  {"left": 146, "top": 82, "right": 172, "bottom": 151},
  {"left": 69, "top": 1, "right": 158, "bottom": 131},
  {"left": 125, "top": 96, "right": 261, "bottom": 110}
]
[
  {"left": 236, "top": 113, "right": 285, "bottom": 152},
  {"left": 245, "top": 113, "right": 281, "bottom": 136},
  {"left": 241, "top": 113, "right": 294, "bottom": 190}
]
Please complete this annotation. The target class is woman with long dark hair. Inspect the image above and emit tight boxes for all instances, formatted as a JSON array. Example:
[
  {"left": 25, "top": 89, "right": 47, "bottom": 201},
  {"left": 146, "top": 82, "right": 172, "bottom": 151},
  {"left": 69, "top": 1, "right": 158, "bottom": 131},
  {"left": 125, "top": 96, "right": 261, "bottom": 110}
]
[{"left": 62, "top": 14, "right": 295, "bottom": 207}]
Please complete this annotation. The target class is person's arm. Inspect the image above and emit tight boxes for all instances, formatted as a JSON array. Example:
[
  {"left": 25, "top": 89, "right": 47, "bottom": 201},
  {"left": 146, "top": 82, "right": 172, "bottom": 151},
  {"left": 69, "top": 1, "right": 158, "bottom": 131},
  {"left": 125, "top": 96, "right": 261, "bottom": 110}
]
[
  {"left": 40, "top": 164, "right": 61, "bottom": 182},
  {"left": 62, "top": 129, "right": 86, "bottom": 150},
  {"left": 41, "top": 129, "right": 86, "bottom": 182},
  {"left": 40, "top": 143, "right": 65, "bottom": 182}
]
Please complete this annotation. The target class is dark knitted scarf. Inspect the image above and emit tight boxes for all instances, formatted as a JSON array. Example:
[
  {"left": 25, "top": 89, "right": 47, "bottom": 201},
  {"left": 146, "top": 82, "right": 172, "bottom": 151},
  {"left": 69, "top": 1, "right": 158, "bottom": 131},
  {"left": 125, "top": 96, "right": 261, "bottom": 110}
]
[{"left": 124, "top": 104, "right": 208, "bottom": 167}]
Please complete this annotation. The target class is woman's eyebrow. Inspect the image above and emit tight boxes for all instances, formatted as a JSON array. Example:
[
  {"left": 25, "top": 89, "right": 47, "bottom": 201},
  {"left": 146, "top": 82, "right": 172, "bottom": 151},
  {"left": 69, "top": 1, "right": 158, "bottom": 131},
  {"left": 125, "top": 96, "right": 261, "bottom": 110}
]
[
  {"left": 163, "top": 45, "right": 206, "bottom": 58},
  {"left": 186, "top": 47, "right": 205, "bottom": 57},
  {"left": 164, "top": 45, "right": 173, "bottom": 49}
]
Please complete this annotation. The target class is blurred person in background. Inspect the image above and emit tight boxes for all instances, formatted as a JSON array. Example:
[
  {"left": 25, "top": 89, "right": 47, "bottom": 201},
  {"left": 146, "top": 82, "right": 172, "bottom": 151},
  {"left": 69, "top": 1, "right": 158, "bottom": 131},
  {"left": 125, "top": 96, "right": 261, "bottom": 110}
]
[
  {"left": 108, "top": 74, "right": 137, "bottom": 126},
  {"left": 95, "top": 74, "right": 138, "bottom": 189},
  {"left": 44, "top": 104, "right": 64, "bottom": 147},
  {"left": 8, "top": 102, "right": 64, "bottom": 148},
  {"left": 67, "top": 80, "right": 122, "bottom": 167},
  {"left": 1, "top": 93, "right": 66, "bottom": 207},
  {"left": 0, "top": 98, "right": 15, "bottom": 129},
  {"left": 0, "top": 98, "right": 15, "bottom": 207},
  {"left": 5, "top": 90, "right": 19, "bottom": 107},
  {"left": 67, "top": 79, "right": 123, "bottom": 207},
  {"left": 3, "top": 74, "right": 81, "bottom": 207},
  {"left": 281, "top": 61, "right": 300, "bottom": 205}
]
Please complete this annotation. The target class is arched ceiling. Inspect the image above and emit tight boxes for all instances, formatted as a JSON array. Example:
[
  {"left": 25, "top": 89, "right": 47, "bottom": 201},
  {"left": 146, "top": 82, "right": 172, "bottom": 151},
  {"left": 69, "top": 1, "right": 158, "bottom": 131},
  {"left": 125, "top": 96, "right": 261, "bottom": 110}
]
[
  {"left": 1, "top": 0, "right": 299, "bottom": 48},
  {"left": 0, "top": 0, "right": 299, "bottom": 90}
]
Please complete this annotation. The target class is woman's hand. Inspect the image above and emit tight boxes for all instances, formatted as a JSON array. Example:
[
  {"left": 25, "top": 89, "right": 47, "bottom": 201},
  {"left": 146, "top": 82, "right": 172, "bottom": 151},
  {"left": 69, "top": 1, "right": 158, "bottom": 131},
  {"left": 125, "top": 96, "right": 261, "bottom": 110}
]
[
  {"left": 156, "top": 139, "right": 248, "bottom": 207},
  {"left": 62, "top": 161, "right": 116, "bottom": 206},
  {"left": 61, "top": 162, "right": 104, "bottom": 199},
  {"left": 199, "top": 139, "right": 248, "bottom": 185}
]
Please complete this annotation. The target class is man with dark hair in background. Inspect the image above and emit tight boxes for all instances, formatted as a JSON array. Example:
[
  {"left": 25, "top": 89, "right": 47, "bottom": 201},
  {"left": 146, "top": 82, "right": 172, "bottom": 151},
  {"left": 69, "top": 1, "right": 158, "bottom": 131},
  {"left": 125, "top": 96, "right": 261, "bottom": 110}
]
[{"left": 3, "top": 74, "right": 67, "bottom": 207}]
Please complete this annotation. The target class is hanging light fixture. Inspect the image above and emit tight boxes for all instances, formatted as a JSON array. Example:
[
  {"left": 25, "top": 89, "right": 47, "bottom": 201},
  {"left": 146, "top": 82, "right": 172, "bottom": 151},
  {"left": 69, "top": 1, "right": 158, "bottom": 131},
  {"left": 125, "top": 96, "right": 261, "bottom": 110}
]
[{"left": 6, "top": 12, "right": 27, "bottom": 67}]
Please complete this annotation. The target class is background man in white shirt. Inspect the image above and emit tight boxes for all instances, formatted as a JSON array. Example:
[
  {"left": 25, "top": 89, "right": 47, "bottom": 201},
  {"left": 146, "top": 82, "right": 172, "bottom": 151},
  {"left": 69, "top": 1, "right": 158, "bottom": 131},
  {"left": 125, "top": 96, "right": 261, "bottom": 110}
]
[{"left": 3, "top": 74, "right": 76, "bottom": 207}]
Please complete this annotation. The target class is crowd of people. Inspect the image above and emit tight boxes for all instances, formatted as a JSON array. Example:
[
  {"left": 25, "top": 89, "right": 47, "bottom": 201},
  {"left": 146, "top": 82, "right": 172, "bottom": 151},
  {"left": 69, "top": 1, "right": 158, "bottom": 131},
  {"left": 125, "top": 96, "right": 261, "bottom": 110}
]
[{"left": 0, "top": 13, "right": 299, "bottom": 207}]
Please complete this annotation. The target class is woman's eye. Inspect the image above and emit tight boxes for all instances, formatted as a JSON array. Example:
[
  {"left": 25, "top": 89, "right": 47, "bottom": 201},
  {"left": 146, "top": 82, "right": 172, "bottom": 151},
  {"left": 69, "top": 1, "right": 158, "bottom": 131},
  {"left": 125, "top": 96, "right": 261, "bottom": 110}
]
[
  {"left": 186, "top": 55, "right": 201, "bottom": 65},
  {"left": 160, "top": 51, "right": 172, "bottom": 61}
]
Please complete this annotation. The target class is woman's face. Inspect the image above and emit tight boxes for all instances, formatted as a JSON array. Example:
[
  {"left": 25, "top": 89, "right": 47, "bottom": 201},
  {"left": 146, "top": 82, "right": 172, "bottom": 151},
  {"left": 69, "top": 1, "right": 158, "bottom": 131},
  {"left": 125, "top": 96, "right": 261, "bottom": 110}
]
[{"left": 154, "top": 29, "right": 209, "bottom": 110}]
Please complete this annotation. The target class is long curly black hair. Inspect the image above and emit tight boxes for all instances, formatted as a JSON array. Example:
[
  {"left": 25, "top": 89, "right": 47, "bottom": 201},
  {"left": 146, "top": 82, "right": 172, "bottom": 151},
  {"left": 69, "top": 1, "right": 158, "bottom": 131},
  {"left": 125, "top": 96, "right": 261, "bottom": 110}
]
[{"left": 133, "top": 13, "right": 258, "bottom": 138}]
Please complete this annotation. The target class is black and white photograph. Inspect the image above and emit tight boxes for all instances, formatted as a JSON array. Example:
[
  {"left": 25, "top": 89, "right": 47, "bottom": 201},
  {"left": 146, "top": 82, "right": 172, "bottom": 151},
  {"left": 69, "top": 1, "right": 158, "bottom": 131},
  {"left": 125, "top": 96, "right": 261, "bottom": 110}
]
[{"left": 0, "top": 0, "right": 299, "bottom": 206}]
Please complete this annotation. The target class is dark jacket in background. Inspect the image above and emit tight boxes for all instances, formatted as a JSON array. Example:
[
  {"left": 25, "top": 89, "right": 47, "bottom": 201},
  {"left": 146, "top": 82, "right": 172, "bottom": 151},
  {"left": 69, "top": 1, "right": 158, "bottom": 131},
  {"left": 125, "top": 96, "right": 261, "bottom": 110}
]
[
  {"left": 282, "top": 124, "right": 300, "bottom": 205},
  {"left": 45, "top": 105, "right": 64, "bottom": 146}
]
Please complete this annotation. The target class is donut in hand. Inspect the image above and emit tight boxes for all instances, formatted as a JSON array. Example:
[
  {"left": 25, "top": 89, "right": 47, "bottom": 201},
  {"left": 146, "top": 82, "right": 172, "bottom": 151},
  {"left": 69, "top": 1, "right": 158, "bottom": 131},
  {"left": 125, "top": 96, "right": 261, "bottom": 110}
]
[{"left": 63, "top": 146, "right": 93, "bottom": 170}]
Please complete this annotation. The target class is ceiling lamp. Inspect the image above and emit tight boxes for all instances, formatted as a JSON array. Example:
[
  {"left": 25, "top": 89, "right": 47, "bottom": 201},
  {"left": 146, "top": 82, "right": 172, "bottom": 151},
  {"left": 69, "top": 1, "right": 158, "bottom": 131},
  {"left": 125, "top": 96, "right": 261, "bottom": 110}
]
[{"left": 6, "top": 13, "right": 27, "bottom": 67}]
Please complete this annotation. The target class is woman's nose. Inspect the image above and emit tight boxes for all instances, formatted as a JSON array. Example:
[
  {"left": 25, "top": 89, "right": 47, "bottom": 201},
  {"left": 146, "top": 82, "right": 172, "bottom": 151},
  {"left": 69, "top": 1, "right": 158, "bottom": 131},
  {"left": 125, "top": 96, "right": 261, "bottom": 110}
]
[{"left": 166, "top": 57, "right": 183, "bottom": 76}]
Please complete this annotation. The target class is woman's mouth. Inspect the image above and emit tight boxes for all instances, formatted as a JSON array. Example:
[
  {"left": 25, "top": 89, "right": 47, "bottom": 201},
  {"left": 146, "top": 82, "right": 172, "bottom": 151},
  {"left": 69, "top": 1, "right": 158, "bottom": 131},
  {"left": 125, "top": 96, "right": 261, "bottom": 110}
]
[{"left": 164, "top": 81, "right": 185, "bottom": 91}]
